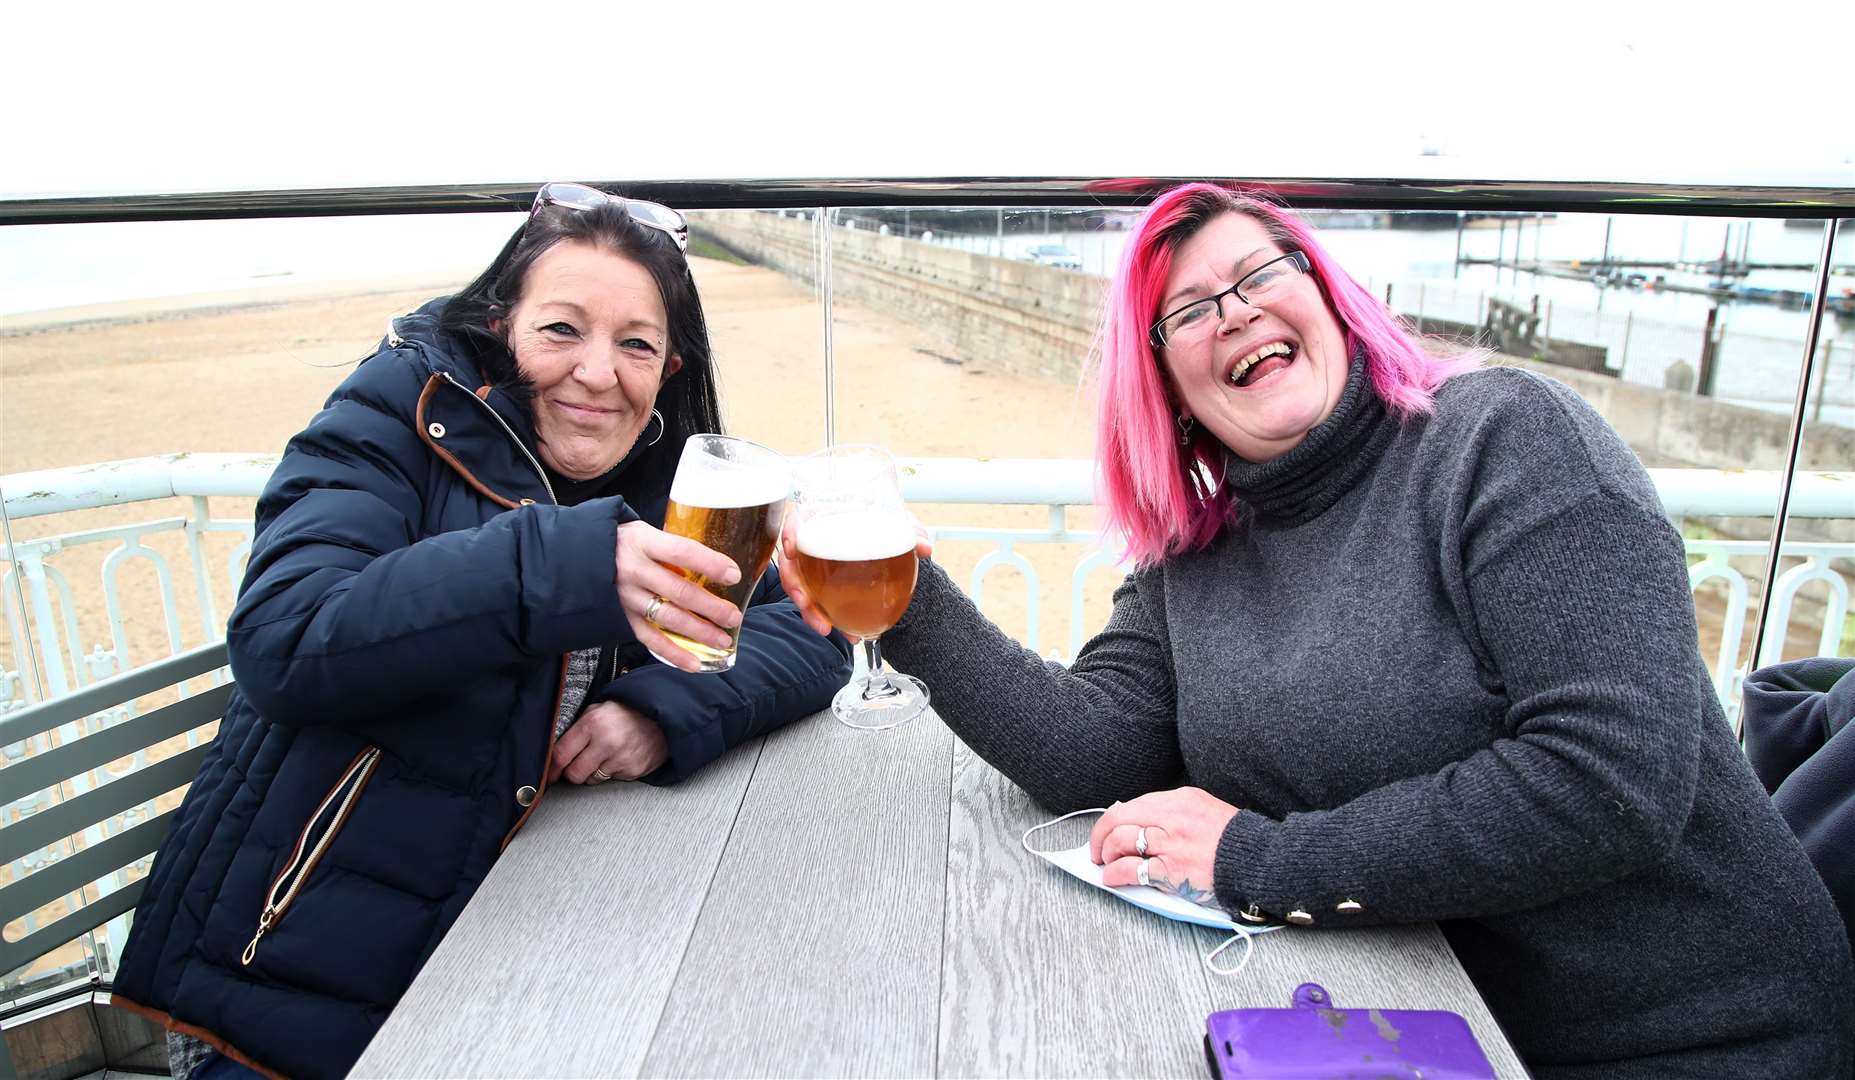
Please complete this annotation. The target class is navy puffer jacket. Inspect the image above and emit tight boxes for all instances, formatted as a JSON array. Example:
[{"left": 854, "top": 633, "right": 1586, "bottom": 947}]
[{"left": 111, "top": 303, "right": 851, "bottom": 1078}]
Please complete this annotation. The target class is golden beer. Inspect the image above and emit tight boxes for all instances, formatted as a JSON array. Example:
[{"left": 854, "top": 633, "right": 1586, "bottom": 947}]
[
  {"left": 791, "top": 443, "right": 929, "bottom": 731},
  {"left": 790, "top": 511, "right": 918, "bottom": 639},
  {"left": 657, "top": 437, "right": 790, "bottom": 672}
]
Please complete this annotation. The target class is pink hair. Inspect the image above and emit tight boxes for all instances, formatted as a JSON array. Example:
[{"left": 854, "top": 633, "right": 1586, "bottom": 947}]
[{"left": 1095, "top": 184, "right": 1476, "bottom": 566}]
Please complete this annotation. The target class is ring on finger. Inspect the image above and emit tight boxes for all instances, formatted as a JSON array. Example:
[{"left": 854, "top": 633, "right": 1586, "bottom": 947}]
[
  {"left": 590, "top": 767, "right": 613, "bottom": 784},
  {"left": 1137, "top": 857, "right": 1151, "bottom": 888},
  {"left": 644, "top": 596, "right": 668, "bottom": 625},
  {"left": 1136, "top": 826, "right": 1150, "bottom": 858}
]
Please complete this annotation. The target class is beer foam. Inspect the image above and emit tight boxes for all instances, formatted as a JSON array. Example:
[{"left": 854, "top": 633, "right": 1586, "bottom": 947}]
[
  {"left": 796, "top": 511, "right": 917, "bottom": 561},
  {"left": 670, "top": 466, "right": 790, "bottom": 509}
]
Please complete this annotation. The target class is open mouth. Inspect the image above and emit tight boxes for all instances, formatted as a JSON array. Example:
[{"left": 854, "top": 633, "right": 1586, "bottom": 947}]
[{"left": 1227, "top": 341, "right": 1297, "bottom": 389}]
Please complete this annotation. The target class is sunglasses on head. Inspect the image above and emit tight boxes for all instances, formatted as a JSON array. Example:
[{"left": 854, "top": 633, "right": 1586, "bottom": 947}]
[{"left": 529, "top": 182, "right": 689, "bottom": 253}]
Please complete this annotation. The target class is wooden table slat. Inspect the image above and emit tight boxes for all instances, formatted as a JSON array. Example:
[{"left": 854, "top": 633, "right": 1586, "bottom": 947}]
[
  {"left": 350, "top": 744, "right": 763, "bottom": 1079},
  {"left": 939, "top": 741, "right": 1242, "bottom": 1078},
  {"left": 642, "top": 709, "right": 955, "bottom": 1078}
]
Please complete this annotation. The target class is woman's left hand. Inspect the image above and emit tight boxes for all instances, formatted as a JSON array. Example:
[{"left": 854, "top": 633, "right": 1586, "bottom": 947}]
[
  {"left": 550, "top": 700, "right": 668, "bottom": 784},
  {"left": 1089, "top": 787, "right": 1241, "bottom": 907}
]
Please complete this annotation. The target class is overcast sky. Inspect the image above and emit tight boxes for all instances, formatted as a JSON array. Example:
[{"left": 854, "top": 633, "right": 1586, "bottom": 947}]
[{"left": 5, "top": 1, "right": 1851, "bottom": 199}]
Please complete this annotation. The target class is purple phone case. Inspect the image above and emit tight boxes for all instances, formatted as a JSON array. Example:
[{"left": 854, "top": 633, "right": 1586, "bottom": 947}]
[{"left": 1204, "top": 983, "right": 1499, "bottom": 1079}]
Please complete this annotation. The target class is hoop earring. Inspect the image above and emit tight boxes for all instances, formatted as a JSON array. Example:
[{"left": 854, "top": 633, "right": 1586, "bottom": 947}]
[
  {"left": 643, "top": 408, "right": 665, "bottom": 448},
  {"left": 1176, "top": 413, "right": 1195, "bottom": 446}
]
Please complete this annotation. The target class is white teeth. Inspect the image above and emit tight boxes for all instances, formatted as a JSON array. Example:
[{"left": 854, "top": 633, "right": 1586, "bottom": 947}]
[{"left": 1228, "top": 341, "right": 1294, "bottom": 385}]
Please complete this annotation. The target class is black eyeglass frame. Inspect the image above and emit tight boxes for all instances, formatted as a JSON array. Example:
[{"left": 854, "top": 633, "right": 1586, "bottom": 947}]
[
  {"left": 530, "top": 182, "right": 690, "bottom": 252},
  {"left": 1148, "top": 250, "right": 1312, "bottom": 350}
]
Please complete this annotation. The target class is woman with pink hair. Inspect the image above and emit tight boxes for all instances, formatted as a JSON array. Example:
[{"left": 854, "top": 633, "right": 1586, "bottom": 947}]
[{"left": 783, "top": 185, "right": 1853, "bottom": 1077}]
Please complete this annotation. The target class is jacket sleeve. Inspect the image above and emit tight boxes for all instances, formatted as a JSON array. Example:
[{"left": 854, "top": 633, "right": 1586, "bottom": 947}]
[
  {"left": 1214, "top": 381, "right": 1708, "bottom": 924},
  {"left": 226, "top": 392, "right": 635, "bottom": 730},
  {"left": 1742, "top": 657, "right": 1855, "bottom": 793},
  {"left": 879, "top": 559, "right": 1187, "bottom": 811},
  {"left": 587, "top": 563, "right": 854, "bottom": 784}
]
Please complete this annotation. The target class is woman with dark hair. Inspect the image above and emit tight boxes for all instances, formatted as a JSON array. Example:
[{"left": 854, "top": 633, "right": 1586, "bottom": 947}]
[
  {"left": 782, "top": 184, "right": 1854, "bottom": 1076},
  {"left": 111, "top": 184, "right": 851, "bottom": 1080}
]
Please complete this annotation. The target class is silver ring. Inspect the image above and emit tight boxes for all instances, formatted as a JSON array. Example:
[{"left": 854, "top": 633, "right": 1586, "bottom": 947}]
[
  {"left": 1137, "top": 858, "right": 1151, "bottom": 888},
  {"left": 644, "top": 596, "right": 668, "bottom": 625},
  {"left": 590, "top": 768, "right": 612, "bottom": 784},
  {"left": 1136, "top": 826, "right": 1149, "bottom": 858}
]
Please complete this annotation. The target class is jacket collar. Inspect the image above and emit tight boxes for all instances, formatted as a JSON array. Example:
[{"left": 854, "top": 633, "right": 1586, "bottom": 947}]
[{"left": 389, "top": 297, "right": 662, "bottom": 509}]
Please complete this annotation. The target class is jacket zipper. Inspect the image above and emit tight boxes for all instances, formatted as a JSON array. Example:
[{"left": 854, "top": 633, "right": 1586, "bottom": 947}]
[
  {"left": 241, "top": 746, "right": 382, "bottom": 965},
  {"left": 431, "top": 375, "right": 577, "bottom": 833},
  {"left": 416, "top": 372, "right": 581, "bottom": 845},
  {"left": 437, "top": 372, "right": 559, "bottom": 506}
]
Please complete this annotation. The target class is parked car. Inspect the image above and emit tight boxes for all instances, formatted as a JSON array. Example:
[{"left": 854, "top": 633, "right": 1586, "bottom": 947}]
[{"left": 1024, "top": 243, "right": 1082, "bottom": 270}]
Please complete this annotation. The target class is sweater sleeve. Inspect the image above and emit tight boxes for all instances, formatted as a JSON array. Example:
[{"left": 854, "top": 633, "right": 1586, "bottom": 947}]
[
  {"left": 1214, "top": 379, "right": 1710, "bottom": 924},
  {"left": 879, "top": 559, "right": 1186, "bottom": 811}
]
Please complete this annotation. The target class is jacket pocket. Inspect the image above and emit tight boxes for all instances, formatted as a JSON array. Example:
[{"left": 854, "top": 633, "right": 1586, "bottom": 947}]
[{"left": 241, "top": 745, "right": 381, "bottom": 966}]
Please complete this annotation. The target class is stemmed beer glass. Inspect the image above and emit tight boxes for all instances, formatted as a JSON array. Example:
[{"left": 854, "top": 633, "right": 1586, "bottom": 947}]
[{"left": 788, "top": 445, "right": 930, "bottom": 731}]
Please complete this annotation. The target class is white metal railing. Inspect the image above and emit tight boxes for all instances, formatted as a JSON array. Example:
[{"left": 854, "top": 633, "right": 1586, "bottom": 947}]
[
  {"left": 2, "top": 455, "right": 272, "bottom": 711},
  {"left": 3, "top": 454, "right": 1851, "bottom": 716}
]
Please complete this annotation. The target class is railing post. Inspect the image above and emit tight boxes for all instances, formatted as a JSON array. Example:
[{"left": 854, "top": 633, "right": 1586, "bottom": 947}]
[
  {"left": 188, "top": 495, "right": 223, "bottom": 643},
  {"left": 19, "top": 550, "right": 72, "bottom": 701}
]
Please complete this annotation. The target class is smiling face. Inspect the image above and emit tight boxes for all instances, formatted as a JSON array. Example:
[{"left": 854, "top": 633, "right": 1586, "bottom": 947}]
[
  {"left": 1157, "top": 212, "right": 1350, "bottom": 462},
  {"left": 500, "top": 240, "right": 682, "bottom": 480}
]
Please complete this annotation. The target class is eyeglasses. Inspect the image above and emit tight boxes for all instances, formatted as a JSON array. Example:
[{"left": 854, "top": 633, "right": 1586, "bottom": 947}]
[
  {"left": 530, "top": 182, "right": 690, "bottom": 253},
  {"left": 1149, "top": 251, "right": 1311, "bottom": 350}
]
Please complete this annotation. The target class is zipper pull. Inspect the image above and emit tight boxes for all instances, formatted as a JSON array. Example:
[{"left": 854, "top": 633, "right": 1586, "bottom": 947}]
[{"left": 241, "top": 906, "right": 276, "bottom": 966}]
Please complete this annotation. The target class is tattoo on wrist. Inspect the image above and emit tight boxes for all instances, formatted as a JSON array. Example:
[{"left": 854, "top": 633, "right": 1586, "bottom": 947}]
[{"left": 1156, "top": 876, "right": 1214, "bottom": 905}]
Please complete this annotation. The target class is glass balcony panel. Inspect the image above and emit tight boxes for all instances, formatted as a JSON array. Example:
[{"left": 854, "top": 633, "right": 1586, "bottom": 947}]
[
  {"left": 1760, "top": 219, "right": 1853, "bottom": 669},
  {"left": 0, "top": 211, "right": 492, "bottom": 994},
  {"left": 0, "top": 205, "right": 829, "bottom": 995},
  {"left": 773, "top": 206, "right": 1119, "bottom": 654},
  {"left": 1367, "top": 209, "right": 1852, "bottom": 715}
]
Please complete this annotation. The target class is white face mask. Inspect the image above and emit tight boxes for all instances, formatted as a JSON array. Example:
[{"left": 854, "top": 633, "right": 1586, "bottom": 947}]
[{"left": 1022, "top": 808, "right": 1283, "bottom": 975}]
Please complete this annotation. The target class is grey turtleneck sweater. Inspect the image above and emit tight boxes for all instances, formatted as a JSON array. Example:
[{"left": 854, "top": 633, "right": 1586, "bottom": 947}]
[{"left": 884, "top": 360, "right": 1854, "bottom": 1078}]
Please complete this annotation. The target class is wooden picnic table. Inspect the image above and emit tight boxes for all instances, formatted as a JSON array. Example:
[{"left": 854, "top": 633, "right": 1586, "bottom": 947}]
[{"left": 352, "top": 707, "right": 1528, "bottom": 1078}]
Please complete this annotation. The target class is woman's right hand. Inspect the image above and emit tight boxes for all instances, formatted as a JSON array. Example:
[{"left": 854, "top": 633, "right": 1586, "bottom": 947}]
[
  {"left": 778, "top": 518, "right": 932, "bottom": 642},
  {"left": 615, "top": 520, "right": 742, "bottom": 672}
]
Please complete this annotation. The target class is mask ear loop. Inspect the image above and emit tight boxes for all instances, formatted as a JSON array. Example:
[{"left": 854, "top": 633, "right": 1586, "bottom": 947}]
[
  {"left": 1021, "top": 807, "right": 1259, "bottom": 977},
  {"left": 1020, "top": 807, "right": 1109, "bottom": 855},
  {"left": 1205, "top": 926, "right": 1255, "bottom": 976}
]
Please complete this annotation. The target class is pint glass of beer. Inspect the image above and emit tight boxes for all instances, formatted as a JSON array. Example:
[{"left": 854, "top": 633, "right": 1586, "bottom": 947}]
[
  {"left": 657, "top": 434, "right": 791, "bottom": 673},
  {"left": 789, "top": 445, "right": 929, "bottom": 731}
]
